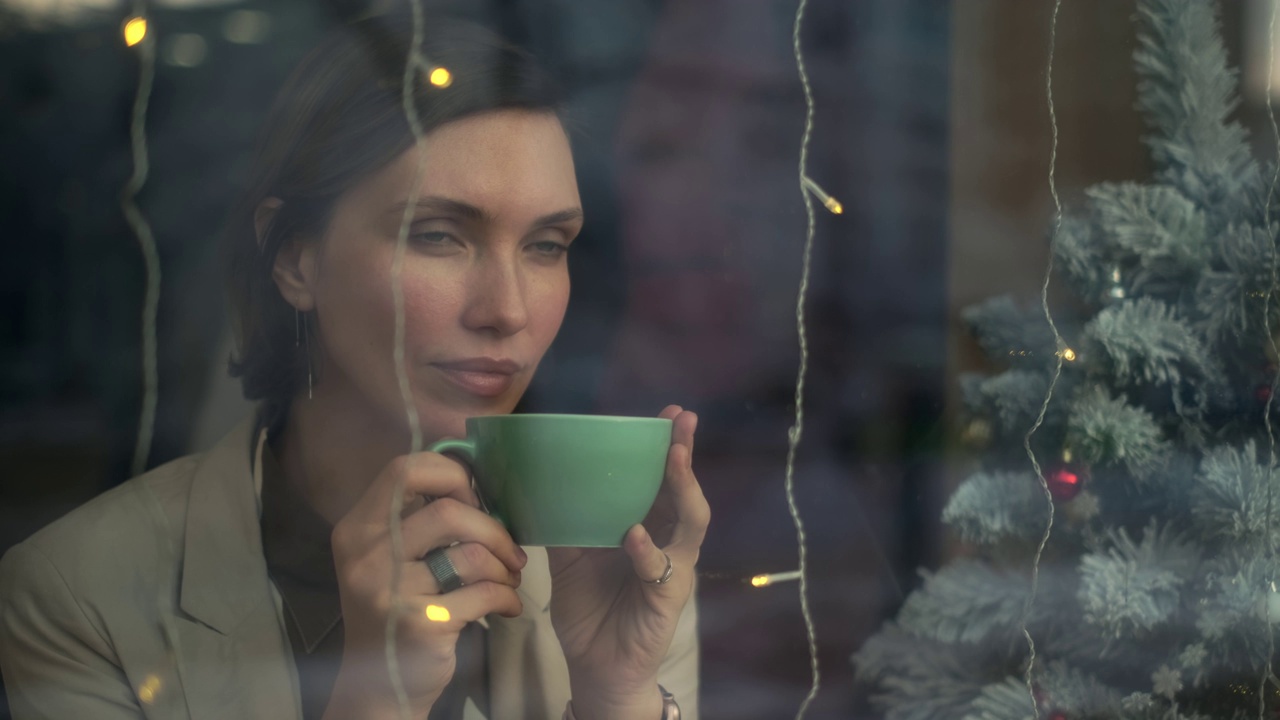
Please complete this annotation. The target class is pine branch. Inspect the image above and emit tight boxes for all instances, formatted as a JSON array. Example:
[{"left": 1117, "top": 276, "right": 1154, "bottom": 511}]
[
  {"left": 943, "top": 471, "right": 1050, "bottom": 545},
  {"left": 1195, "top": 223, "right": 1278, "bottom": 344},
  {"left": 854, "top": 625, "right": 1003, "bottom": 720},
  {"left": 1078, "top": 521, "right": 1201, "bottom": 641},
  {"left": 1037, "top": 662, "right": 1127, "bottom": 717},
  {"left": 1086, "top": 182, "right": 1209, "bottom": 292},
  {"left": 896, "top": 559, "right": 1033, "bottom": 645},
  {"left": 961, "top": 370, "right": 1054, "bottom": 436},
  {"left": 1054, "top": 212, "right": 1111, "bottom": 304},
  {"left": 1067, "top": 387, "right": 1169, "bottom": 480},
  {"left": 1195, "top": 554, "right": 1280, "bottom": 670},
  {"left": 1134, "top": 0, "right": 1257, "bottom": 219},
  {"left": 962, "top": 295, "right": 1059, "bottom": 367},
  {"left": 962, "top": 677, "right": 1034, "bottom": 720},
  {"left": 1084, "top": 297, "right": 1224, "bottom": 419},
  {"left": 1190, "top": 441, "right": 1279, "bottom": 548}
]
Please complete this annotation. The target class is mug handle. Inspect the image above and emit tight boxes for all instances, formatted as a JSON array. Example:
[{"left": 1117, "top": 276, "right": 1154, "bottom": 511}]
[{"left": 426, "top": 438, "right": 506, "bottom": 530}]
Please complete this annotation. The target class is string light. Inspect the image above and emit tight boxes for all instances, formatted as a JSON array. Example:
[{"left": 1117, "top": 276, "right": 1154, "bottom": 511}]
[
  {"left": 789, "top": 0, "right": 822, "bottom": 717},
  {"left": 121, "top": 0, "right": 160, "bottom": 480},
  {"left": 801, "top": 176, "right": 843, "bottom": 215},
  {"left": 123, "top": 16, "right": 147, "bottom": 47},
  {"left": 428, "top": 66, "right": 453, "bottom": 88},
  {"left": 1060, "top": 347, "right": 1076, "bottom": 361},
  {"left": 1019, "top": 2, "right": 1066, "bottom": 717},
  {"left": 385, "top": 0, "right": 433, "bottom": 715},
  {"left": 425, "top": 604, "right": 451, "bottom": 622},
  {"left": 751, "top": 570, "right": 802, "bottom": 587}
]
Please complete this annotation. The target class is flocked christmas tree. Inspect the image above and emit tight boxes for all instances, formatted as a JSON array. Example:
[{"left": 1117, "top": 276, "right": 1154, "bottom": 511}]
[{"left": 854, "top": 1, "right": 1280, "bottom": 718}]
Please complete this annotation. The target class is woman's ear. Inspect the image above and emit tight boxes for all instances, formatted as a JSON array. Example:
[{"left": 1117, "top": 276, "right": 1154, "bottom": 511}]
[
  {"left": 254, "top": 197, "right": 283, "bottom": 248},
  {"left": 259, "top": 197, "right": 318, "bottom": 313},
  {"left": 272, "top": 237, "right": 318, "bottom": 313}
]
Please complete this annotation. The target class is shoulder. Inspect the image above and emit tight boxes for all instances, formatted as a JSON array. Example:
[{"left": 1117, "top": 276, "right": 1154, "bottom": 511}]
[{"left": 0, "top": 452, "right": 203, "bottom": 616}]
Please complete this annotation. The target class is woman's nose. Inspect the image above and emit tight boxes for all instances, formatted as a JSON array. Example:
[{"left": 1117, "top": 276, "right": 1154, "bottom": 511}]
[{"left": 460, "top": 257, "right": 529, "bottom": 336}]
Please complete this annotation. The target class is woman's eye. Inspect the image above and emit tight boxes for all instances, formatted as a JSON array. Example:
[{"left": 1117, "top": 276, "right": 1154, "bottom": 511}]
[
  {"left": 411, "top": 231, "right": 457, "bottom": 248},
  {"left": 529, "top": 240, "right": 569, "bottom": 257}
]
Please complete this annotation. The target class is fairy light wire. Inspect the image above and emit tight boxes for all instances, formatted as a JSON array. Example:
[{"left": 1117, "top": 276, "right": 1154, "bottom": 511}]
[
  {"left": 1019, "top": 1, "right": 1067, "bottom": 716},
  {"left": 1260, "top": 2, "right": 1280, "bottom": 717},
  {"left": 121, "top": 1, "right": 160, "bottom": 479},
  {"left": 787, "top": 0, "right": 821, "bottom": 717},
  {"left": 385, "top": 3, "right": 432, "bottom": 718}
]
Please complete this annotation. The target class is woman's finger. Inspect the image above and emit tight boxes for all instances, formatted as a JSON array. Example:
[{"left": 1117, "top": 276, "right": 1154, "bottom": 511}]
[
  {"left": 670, "top": 408, "right": 696, "bottom": 455},
  {"left": 663, "top": 437, "right": 710, "bottom": 556},
  {"left": 399, "top": 498, "right": 527, "bottom": 573},
  {"left": 412, "top": 542, "right": 522, "bottom": 593},
  {"left": 409, "top": 581, "right": 524, "bottom": 630},
  {"left": 623, "top": 524, "right": 683, "bottom": 595},
  {"left": 347, "top": 452, "right": 479, "bottom": 527}
]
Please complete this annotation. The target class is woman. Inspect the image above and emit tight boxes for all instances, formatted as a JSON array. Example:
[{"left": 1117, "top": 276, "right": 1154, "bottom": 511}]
[{"left": 0, "top": 15, "right": 708, "bottom": 720}]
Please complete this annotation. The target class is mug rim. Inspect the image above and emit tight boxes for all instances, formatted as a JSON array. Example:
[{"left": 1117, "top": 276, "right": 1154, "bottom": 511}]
[{"left": 466, "top": 413, "right": 672, "bottom": 423}]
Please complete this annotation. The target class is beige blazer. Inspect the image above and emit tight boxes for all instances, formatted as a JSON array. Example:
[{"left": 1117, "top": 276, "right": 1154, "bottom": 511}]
[{"left": 0, "top": 417, "right": 699, "bottom": 719}]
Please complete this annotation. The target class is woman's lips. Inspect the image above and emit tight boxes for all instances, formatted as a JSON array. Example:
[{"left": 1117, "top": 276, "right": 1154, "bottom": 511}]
[
  {"left": 434, "top": 367, "right": 516, "bottom": 397},
  {"left": 431, "top": 358, "right": 521, "bottom": 398}
]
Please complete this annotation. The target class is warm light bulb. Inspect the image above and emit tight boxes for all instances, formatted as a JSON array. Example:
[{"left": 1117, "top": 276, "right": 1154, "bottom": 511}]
[
  {"left": 801, "top": 176, "right": 843, "bottom": 216},
  {"left": 750, "top": 570, "right": 802, "bottom": 587},
  {"left": 137, "top": 674, "right": 161, "bottom": 704},
  {"left": 1062, "top": 348, "right": 1077, "bottom": 361},
  {"left": 429, "top": 67, "right": 453, "bottom": 88},
  {"left": 425, "top": 604, "right": 451, "bottom": 622},
  {"left": 123, "top": 17, "right": 148, "bottom": 47}
]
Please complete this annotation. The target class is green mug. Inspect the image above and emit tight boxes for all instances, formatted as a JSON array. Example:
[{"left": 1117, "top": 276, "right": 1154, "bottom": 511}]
[{"left": 427, "top": 414, "right": 674, "bottom": 547}]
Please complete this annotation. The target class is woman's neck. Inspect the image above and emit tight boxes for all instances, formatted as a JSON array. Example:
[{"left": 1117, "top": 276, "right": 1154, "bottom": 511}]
[{"left": 274, "top": 382, "right": 412, "bottom": 527}]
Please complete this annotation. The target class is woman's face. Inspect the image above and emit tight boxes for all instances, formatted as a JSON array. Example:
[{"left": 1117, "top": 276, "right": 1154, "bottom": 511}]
[{"left": 289, "top": 110, "right": 581, "bottom": 440}]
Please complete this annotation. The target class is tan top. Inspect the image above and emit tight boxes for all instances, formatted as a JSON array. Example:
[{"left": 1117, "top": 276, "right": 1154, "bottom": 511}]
[{"left": 0, "top": 415, "right": 700, "bottom": 719}]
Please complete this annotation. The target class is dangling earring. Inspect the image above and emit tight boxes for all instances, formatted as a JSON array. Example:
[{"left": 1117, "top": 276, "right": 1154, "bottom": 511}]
[{"left": 297, "top": 308, "right": 313, "bottom": 400}]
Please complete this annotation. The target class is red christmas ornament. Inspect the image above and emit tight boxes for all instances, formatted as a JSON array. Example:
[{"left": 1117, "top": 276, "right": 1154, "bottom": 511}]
[{"left": 1046, "top": 464, "right": 1086, "bottom": 502}]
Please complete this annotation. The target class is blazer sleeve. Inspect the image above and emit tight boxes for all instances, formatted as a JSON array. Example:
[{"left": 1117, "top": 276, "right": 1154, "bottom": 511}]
[
  {"left": 0, "top": 541, "right": 143, "bottom": 719},
  {"left": 655, "top": 583, "right": 700, "bottom": 720}
]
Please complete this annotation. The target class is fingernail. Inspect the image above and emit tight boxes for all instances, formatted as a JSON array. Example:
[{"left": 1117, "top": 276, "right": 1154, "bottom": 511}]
[{"left": 517, "top": 546, "right": 528, "bottom": 564}]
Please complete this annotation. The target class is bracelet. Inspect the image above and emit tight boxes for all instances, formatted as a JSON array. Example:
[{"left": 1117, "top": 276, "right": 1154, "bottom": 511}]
[{"left": 562, "top": 685, "right": 680, "bottom": 720}]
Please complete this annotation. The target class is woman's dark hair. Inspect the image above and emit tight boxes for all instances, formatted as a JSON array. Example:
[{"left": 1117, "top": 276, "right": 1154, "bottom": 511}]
[{"left": 224, "top": 15, "right": 563, "bottom": 422}]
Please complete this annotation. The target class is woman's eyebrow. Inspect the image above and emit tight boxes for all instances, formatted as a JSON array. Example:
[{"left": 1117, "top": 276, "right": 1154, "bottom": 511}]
[
  {"left": 384, "top": 197, "right": 582, "bottom": 229},
  {"left": 385, "top": 196, "right": 493, "bottom": 222},
  {"left": 532, "top": 208, "right": 584, "bottom": 228}
]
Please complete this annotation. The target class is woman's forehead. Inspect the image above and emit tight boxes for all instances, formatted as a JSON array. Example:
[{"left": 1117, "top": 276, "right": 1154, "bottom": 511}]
[{"left": 343, "top": 110, "right": 579, "bottom": 220}]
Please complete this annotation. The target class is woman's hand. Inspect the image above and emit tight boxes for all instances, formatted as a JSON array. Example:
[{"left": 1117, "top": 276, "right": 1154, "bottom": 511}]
[
  {"left": 547, "top": 405, "right": 710, "bottom": 720},
  {"left": 323, "top": 452, "right": 528, "bottom": 720}
]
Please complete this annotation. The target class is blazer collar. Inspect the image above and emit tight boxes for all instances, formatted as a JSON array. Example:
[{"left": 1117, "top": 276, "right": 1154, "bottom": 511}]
[{"left": 179, "top": 415, "right": 273, "bottom": 634}]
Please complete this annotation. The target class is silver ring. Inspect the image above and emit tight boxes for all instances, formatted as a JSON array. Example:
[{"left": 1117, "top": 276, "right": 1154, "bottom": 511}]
[
  {"left": 424, "top": 547, "right": 464, "bottom": 593},
  {"left": 643, "top": 552, "right": 674, "bottom": 585}
]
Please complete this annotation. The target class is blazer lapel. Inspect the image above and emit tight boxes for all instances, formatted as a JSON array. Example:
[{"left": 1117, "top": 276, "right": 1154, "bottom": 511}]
[{"left": 175, "top": 417, "right": 301, "bottom": 720}]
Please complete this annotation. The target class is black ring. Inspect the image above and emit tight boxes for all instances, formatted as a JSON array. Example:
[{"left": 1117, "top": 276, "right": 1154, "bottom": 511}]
[{"left": 424, "top": 547, "right": 464, "bottom": 593}]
